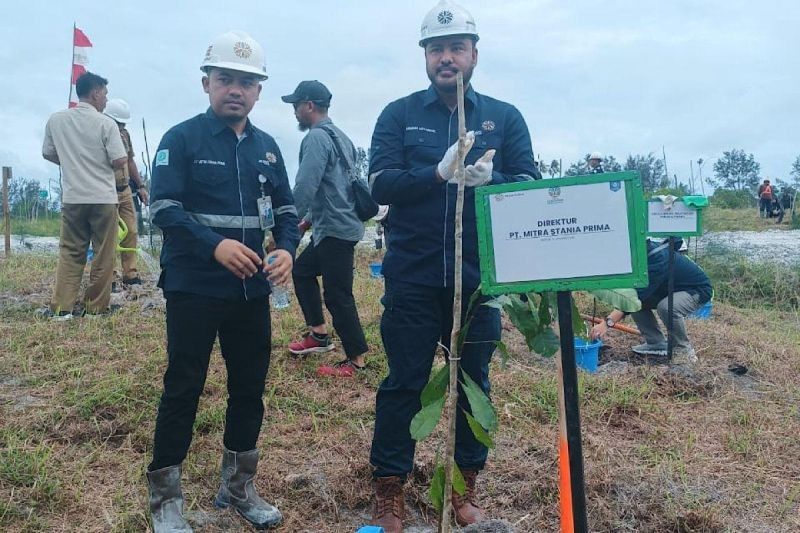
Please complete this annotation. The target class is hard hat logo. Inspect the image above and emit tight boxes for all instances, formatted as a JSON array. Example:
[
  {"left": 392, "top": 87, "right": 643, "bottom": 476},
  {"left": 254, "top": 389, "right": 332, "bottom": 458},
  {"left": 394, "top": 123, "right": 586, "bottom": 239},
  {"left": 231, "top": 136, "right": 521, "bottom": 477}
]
[
  {"left": 204, "top": 46, "right": 213, "bottom": 61},
  {"left": 233, "top": 42, "right": 252, "bottom": 59},
  {"left": 438, "top": 10, "right": 454, "bottom": 24}
]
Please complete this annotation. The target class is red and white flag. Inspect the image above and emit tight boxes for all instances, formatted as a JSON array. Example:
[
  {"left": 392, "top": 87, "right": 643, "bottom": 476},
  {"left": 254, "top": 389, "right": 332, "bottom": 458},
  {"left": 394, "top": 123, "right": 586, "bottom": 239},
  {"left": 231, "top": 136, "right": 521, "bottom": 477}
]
[{"left": 68, "top": 26, "right": 92, "bottom": 108}]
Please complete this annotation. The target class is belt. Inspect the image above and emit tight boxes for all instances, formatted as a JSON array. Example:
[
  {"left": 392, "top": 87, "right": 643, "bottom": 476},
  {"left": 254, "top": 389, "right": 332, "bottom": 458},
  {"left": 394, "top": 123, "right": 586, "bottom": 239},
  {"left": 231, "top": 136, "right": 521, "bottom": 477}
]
[{"left": 116, "top": 184, "right": 130, "bottom": 192}]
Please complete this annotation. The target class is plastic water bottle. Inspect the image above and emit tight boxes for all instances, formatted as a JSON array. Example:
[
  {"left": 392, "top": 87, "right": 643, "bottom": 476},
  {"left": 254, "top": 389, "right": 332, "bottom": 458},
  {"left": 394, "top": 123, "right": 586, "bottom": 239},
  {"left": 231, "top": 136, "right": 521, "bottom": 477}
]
[
  {"left": 86, "top": 247, "right": 94, "bottom": 262},
  {"left": 267, "top": 256, "right": 290, "bottom": 310}
]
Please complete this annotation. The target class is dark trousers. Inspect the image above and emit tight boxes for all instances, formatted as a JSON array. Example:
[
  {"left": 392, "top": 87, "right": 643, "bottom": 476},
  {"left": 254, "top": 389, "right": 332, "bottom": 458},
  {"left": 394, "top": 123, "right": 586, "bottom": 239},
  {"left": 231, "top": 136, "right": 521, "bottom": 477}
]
[
  {"left": 759, "top": 198, "right": 771, "bottom": 217},
  {"left": 370, "top": 279, "right": 500, "bottom": 478},
  {"left": 292, "top": 236, "right": 368, "bottom": 358},
  {"left": 150, "top": 292, "right": 271, "bottom": 471}
]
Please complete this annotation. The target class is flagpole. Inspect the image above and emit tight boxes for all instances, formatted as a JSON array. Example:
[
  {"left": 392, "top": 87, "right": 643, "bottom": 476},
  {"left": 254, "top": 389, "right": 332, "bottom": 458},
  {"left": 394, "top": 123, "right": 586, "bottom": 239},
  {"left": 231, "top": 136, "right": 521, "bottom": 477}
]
[{"left": 68, "top": 22, "right": 76, "bottom": 107}]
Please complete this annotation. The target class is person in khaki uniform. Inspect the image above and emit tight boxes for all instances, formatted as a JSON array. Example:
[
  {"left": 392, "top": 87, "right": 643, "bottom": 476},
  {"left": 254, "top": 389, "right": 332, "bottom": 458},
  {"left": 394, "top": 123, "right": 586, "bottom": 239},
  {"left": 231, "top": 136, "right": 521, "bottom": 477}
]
[
  {"left": 104, "top": 98, "right": 149, "bottom": 285},
  {"left": 42, "top": 72, "right": 128, "bottom": 318}
]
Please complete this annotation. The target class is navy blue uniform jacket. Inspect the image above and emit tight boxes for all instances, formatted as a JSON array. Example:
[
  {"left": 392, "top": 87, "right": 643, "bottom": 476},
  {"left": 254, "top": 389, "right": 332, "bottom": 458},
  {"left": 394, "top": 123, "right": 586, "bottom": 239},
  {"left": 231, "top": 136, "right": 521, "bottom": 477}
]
[
  {"left": 369, "top": 85, "right": 540, "bottom": 289},
  {"left": 150, "top": 108, "right": 300, "bottom": 301}
]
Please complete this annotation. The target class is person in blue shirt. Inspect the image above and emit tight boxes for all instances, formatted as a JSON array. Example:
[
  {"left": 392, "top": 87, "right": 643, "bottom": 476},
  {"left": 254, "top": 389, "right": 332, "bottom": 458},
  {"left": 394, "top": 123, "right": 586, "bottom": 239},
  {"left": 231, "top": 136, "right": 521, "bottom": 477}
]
[
  {"left": 366, "top": 2, "right": 539, "bottom": 530},
  {"left": 146, "top": 31, "right": 299, "bottom": 532},
  {"left": 591, "top": 238, "right": 713, "bottom": 365}
]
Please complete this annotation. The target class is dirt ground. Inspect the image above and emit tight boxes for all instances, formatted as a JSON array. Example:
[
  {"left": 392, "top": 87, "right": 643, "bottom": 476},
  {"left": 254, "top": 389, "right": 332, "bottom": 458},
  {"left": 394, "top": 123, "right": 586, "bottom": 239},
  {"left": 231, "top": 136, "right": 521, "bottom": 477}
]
[{"left": 1, "top": 253, "right": 799, "bottom": 532}]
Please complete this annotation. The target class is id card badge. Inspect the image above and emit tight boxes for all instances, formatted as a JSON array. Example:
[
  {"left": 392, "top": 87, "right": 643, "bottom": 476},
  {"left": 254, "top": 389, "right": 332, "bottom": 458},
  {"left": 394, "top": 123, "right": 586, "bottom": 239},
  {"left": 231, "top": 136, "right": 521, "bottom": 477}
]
[{"left": 257, "top": 196, "right": 275, "bottom": 230}]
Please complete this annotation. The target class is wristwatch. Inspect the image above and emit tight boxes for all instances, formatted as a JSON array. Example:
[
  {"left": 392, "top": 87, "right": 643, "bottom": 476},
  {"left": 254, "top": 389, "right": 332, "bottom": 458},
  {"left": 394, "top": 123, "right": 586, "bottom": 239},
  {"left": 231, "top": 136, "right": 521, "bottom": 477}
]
[{"left": 605, "top": 316, "right": 615, "bottom": 328}]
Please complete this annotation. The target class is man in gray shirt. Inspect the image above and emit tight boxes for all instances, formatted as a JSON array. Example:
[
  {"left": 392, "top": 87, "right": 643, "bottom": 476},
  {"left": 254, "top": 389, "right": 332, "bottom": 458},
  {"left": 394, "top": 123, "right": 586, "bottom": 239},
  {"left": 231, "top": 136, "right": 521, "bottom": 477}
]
[{"left": 282, "top": 81, "right": 369, "bottom": 377}]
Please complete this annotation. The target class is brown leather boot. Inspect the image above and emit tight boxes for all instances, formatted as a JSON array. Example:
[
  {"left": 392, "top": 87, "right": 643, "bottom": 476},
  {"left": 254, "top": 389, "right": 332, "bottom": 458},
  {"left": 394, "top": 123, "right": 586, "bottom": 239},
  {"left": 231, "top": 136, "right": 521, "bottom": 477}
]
[
  {"left": 452, "top": 469, "right": 486, "bottom": 526},
  {"left": 372, "top": 476, "right": 404, "bottom": 533}
]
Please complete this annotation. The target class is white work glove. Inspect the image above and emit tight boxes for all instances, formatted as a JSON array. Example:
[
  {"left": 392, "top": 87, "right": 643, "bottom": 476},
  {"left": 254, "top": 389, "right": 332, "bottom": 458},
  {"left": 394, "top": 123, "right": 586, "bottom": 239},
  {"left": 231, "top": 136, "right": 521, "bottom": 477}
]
[
  {"left": 437, "top": 131, "right": 475, "bottom": 182},
  {"left": 448, "top": 149, "right": 496, "bottom": 187}
]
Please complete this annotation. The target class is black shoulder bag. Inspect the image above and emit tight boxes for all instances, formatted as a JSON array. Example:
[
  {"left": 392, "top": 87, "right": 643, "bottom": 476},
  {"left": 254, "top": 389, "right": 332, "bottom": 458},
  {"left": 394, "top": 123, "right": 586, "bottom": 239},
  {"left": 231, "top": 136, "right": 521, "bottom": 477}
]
[{"left": 320, "top": 125, "right": 379, "bottom": 221}]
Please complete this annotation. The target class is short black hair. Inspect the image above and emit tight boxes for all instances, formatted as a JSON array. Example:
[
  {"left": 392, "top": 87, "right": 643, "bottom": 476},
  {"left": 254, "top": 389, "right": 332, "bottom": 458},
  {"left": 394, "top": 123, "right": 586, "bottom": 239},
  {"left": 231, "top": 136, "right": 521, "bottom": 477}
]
[{"left": 75, "top": 72, "right": 108, "bottom": 98}]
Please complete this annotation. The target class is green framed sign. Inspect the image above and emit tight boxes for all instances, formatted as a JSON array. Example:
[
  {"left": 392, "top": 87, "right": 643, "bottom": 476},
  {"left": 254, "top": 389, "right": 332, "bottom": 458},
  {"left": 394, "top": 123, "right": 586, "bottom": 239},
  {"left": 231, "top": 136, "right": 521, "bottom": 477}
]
[
  {"left": 475, "top": 171, "right": 649, "bottom": 295},
  {"left": 646, "top": 196, "right": 707, "bottom": 237}
]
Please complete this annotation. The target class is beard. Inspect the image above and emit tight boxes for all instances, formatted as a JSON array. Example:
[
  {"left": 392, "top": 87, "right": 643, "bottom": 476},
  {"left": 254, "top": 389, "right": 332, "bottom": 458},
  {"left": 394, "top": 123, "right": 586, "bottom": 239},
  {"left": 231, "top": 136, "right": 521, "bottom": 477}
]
[
  {"left": 297, "top": 123, "right": 309, "bottom": 132},
  {"left": 428, "top": 66, "right": 474, "bottom": 94}
]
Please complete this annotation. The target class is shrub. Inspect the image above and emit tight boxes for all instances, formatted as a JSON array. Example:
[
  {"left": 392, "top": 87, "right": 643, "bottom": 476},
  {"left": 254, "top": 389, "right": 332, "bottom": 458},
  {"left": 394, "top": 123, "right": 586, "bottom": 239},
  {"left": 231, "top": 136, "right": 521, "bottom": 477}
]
[{"left": 710, "top": 189, "right": 756, "bottom": 209}]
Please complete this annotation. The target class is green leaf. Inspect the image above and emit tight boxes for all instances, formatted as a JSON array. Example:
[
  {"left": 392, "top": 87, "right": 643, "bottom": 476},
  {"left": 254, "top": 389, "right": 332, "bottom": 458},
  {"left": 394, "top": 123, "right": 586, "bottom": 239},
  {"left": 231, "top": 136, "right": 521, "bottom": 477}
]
[
  {"left": 452, "top": 463, "right": 467, "bottom": 496},
  {"left": 493, "top": 340, "right": 510, "bottom": 368},
  {"left": 429, "top": 463, "right": 445, "bottom": 512},
  {"left": 571, "top": 296, "right": 588, "bottom": 340},
  {"left": 502, "top": 295, "right": 542, "bottom": 352},
  {"left": 457, "top": 288, "right": 485, "bottom": 353},
  {"left": 410, "top": 395, "right": 446, "bottom": 441},
  {"left": 483, "top": 294, "right": 513, "bottom": 310},
  {"left": 588, "top": 288, "right": 642, "bottom": 313},
  {"left": 420, "top": 363, "right": 449, "bottom": 407},
  {"left": 537, "top": 292, "right": 553, "bottom": 325},
  {"left": 460, "top": 370, "right": 498, "bottom": 433},
  {"left": 531, "top": 327, "right": 560, "bottom": 358},
  {"left": 464, "top": 410, "right": 495, "bottom": 448}
]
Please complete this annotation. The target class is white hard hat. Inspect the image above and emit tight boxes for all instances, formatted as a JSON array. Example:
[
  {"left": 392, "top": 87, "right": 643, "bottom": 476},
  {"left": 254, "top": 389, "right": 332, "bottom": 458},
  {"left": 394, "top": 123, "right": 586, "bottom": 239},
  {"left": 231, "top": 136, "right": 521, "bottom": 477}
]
[
  {"left": 104, "top": 98, "right": 131, "bottom": 124},
  {"left": 419, "top": 0, "right": 479, "bottom": 47},
  {"left": 589, "top": 151, "right": 603, "bottom": 160},
  {"left": 200, "top": 30, "right": 268, "bottom": 80}
]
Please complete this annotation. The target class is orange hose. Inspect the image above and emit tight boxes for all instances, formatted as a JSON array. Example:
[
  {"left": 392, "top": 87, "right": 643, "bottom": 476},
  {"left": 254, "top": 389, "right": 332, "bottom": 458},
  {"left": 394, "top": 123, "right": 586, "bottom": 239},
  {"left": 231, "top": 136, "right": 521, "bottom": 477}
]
[{"left": 582, "top": 314, "right": 640, "bottom": 336}]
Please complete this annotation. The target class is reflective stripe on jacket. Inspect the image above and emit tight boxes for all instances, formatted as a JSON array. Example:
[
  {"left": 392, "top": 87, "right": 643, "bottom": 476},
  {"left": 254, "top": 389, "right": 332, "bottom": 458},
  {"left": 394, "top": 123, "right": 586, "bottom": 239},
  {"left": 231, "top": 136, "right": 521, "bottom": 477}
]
[{"left": 151, "top": 108, "right": 300, "bottom": 300}]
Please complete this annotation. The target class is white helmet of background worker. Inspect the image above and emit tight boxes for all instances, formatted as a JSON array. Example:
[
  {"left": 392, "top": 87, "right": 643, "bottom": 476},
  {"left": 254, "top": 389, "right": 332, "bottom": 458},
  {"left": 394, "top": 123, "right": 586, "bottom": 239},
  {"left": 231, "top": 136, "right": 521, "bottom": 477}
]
[
  {"left": 200, "top": 30, "right": 268, "bottom": 80},
  {"left": 589, "top": 151, "right": 603, "bottom": 161},
  {"left": 419, "top": 0, "right": 479, "bottom": 47},
  {"left": 104, "top": 98, "right": 130, "bottom": 124}
]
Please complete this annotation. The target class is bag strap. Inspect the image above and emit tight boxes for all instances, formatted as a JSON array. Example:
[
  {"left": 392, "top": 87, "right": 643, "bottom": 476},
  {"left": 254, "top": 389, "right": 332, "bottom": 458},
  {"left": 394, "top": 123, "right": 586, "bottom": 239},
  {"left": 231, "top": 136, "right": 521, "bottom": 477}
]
[{"left": 319, "top": 125, "right": 358, "bottom": 183}]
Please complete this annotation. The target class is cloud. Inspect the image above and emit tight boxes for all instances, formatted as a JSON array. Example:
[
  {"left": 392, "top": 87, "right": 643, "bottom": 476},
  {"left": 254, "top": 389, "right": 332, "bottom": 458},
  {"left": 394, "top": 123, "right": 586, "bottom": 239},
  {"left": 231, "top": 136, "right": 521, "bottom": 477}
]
[{"left": 1, "top": 0, "right": 798, "bottom": 191}]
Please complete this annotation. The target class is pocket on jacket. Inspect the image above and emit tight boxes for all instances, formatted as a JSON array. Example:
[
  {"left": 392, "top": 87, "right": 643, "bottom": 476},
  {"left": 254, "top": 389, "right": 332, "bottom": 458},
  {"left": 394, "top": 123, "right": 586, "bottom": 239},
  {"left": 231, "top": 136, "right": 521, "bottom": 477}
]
[{"left": 192, "top": 166, "right": 232, "bottom": 186}]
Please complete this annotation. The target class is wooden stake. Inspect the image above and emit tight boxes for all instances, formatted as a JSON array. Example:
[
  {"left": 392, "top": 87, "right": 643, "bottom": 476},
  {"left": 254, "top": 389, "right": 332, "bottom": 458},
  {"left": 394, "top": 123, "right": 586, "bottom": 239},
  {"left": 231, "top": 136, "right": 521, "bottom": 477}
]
[
  {"left": 3, "top": 167, "right": 10, "bottom": 258},
  {"left": 440, "top": 72, "right": 468, "bottom": 533}
]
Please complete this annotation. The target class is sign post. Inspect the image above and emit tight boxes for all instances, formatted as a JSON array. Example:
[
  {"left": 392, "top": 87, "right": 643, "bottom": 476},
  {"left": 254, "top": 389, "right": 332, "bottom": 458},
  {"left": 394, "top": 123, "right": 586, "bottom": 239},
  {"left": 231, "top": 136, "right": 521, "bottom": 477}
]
[
  {"left": 475, "top": 171, "right": 648, "bottom": 532},
  {"left": 646, "top": 196, "right": 707, "bottom": 358}
]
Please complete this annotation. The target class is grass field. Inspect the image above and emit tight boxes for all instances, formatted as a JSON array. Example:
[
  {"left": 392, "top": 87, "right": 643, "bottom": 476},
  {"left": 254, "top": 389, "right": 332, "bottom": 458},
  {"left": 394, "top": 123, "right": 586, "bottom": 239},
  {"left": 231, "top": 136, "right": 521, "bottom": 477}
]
[{"left": 1, "top": 251, "right": 799, "bottom": 532}]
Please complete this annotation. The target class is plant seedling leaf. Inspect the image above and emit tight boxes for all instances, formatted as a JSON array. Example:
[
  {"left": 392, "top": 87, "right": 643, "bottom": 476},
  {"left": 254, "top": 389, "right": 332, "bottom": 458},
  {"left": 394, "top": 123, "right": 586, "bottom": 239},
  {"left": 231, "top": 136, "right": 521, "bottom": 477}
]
[
  {"left": 410, "top": 394, "right": 446, "bottom": 441},
  {"left": 429, "top": 463, "right": 445, "bottom": 512},
  {"left": 460, "top": 370, "right": 498, "bottom": 433},
  {"left": 494, "top": 340, "right": 510, "bottom": 368},
  {"left": 420, "top": 363, "right": 449, "bottom": 407},
  {"left": 531, "top": 326, "right": 560, "bottom": 358},
  {"left": 589, "top": 288, "right": 642, "bottom": 313},
  {"left": 452, "top": 463, "right": 467, "bottom": 496},
  {"left": 464, "top": 409, "right": 495, "bottom": 448}
]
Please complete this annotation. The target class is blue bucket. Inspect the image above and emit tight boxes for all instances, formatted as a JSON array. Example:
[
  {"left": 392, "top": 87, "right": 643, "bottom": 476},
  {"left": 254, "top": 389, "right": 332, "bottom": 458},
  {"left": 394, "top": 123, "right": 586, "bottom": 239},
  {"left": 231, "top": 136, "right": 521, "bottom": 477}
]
[
  {"left": 574, "top": 338, "right": 602, "bottom": 373},
  {"left": 369, "top": 262, "right": 383, "bottom": 278},
  {"left": 689, "top": 301, "right": 713, "bottom": 320}
]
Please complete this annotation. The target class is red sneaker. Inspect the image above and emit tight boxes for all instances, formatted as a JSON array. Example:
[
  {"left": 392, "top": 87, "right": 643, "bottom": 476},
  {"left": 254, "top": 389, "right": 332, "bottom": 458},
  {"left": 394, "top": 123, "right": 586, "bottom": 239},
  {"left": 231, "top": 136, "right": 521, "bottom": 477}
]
[
  {"left": 317, "top": 359, "right": 365, "bottom": 378},
  {"left": 288, "top": 333, "right": 335, "bottom": 355}
]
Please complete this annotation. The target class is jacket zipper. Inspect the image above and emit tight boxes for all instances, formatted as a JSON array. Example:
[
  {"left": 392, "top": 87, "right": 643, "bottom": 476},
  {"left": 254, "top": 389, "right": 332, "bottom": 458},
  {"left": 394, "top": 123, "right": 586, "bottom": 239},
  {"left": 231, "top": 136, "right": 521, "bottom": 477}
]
[{"left": 235, "top": 136, "right": 248, "bottom": 301}]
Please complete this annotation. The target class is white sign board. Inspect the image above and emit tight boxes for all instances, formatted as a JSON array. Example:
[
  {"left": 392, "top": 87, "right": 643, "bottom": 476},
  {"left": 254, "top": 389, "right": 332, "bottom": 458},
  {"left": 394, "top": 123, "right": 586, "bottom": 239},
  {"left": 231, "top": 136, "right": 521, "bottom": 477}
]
[
  {"left": 647, "top": 201, "right": 698, "bottom": 234},
  {"left": 488, "top": 182, "right": 632, "bottom": 283}
]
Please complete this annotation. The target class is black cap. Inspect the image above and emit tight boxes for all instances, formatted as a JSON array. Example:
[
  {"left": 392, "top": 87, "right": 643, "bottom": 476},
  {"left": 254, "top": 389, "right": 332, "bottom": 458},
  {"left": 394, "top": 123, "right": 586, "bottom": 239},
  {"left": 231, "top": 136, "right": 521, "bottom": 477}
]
[{"left": 281, "top": 80, "right": 332, "bottom": 105}]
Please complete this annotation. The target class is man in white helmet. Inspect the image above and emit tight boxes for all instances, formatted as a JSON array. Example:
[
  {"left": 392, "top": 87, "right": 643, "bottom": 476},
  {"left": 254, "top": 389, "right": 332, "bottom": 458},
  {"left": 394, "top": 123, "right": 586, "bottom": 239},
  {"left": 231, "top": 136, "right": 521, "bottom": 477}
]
[
  {"left": 104, "top": 98, "right": 149, "bottom": 284},
  {"left": 588, "top": 151, "right": 604, "bottom": 174},
  {"left": 146, "top": 31, "right": 299, "bottom": 532},
  {"left": 367, "top": 1, "right": 539, "bottom": 530}
]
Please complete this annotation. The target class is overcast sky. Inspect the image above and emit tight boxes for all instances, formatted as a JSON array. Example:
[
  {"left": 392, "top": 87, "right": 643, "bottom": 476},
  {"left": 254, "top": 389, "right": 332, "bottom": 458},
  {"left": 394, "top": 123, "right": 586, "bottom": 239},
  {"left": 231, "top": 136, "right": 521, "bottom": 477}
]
[{"left": 1, "top": 0, "right": 798, "bottom": 193}]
